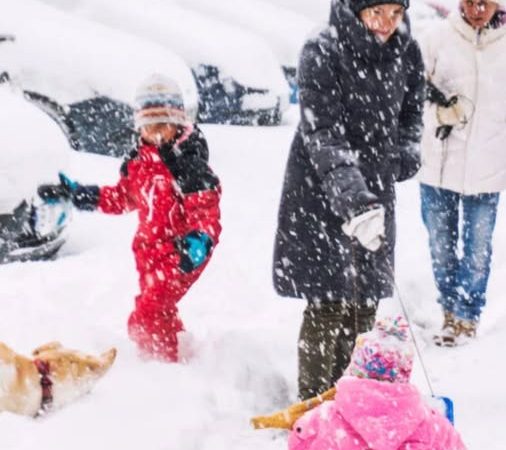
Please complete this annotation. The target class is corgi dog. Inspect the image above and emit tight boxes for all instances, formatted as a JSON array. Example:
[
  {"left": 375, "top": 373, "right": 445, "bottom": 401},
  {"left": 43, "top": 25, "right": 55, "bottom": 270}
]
[{"left": 0, "top": 341, "right": 116, "bottom": 417}]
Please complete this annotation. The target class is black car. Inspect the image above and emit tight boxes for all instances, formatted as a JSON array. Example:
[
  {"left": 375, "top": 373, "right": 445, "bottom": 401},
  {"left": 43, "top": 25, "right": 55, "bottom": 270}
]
[{"left": 24, "top": 90, "right": 137, "bottom": 158}]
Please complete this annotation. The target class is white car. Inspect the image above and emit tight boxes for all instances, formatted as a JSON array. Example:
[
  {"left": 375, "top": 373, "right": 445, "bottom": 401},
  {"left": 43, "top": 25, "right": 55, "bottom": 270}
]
[
  {"left": 0, "top": 0, "right": 198, "bottom": 157},
  {"left": 35, "top": 0, "right": 291, "bottom": 125},
  {"left": 0, "top": 82, "right": 72, "bottom": 263},
  {"left": 180, "top": 0, "right": 317, "bottom": 103}
]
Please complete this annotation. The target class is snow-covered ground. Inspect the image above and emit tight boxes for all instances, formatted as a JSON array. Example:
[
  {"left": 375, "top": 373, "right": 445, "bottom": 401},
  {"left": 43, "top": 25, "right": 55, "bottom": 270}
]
[
  {"left": 1, "top": 105, "right": 506, "bottom": 449},
  {"left": 2, "top": 0, "right": 506, "bottom": 448}
]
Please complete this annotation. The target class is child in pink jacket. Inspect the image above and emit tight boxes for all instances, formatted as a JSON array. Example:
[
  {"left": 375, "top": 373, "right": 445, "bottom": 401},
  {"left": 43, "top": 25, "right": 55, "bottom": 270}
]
[{"left": 288, "top": 317, "right": 467, "bottom": 450}]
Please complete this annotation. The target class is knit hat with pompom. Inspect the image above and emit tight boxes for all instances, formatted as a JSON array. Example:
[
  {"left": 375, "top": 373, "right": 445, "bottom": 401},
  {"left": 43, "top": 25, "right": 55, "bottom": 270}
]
[
  {"left": 345, "top": 316, "right": 414, "bottom": 383},
  {"left": 134, "top": 74, "right": 188, "bottom": 129}
]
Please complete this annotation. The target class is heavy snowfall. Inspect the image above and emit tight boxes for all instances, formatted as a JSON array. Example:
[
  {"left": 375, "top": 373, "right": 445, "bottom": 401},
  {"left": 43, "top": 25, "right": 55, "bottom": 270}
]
[{"left": 1, "top": 1, "right": 505, "bottom": 449}]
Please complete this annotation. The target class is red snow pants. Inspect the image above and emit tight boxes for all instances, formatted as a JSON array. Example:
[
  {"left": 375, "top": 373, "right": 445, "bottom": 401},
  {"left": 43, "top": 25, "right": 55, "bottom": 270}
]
[{"left": 127, "top": 242, "right": 205, "bottom": 362}]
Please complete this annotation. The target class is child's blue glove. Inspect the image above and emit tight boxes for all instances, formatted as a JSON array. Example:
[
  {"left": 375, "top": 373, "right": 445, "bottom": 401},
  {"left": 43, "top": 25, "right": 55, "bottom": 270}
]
[
  {"left": 38, "top": 172, "right": 99, "bottom": 211},
  {"left": 58, "top": 172, "right": 79, "bottom": 193},
  {"left": 38, "top": 172, "right": 73, "bottom": 204},
  {"left": 177, "top": 231, "right": 213, "bottom": 273}
]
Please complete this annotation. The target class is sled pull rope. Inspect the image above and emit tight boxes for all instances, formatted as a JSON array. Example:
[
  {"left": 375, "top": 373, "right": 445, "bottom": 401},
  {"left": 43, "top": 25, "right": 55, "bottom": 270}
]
[{"left": 384, "top": 260, "right": 435, "bottom": 397}]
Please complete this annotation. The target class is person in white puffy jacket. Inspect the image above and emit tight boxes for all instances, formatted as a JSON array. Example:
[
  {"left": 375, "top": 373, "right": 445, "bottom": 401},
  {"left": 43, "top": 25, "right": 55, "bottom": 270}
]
[{"left": 418, "top": 0, "right": 506, "bottom": 346}]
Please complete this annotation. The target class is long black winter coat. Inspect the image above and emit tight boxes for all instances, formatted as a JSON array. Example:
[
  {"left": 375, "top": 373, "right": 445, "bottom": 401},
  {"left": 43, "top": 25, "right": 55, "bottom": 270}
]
[{"left": 273, "top": 1, "right": 425, "bottom": 305}]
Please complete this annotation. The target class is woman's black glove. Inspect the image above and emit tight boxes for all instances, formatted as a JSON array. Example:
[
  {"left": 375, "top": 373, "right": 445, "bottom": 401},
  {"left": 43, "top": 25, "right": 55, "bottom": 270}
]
[{"left": 427, "top": 81, "right": 462, "bottom": 141}]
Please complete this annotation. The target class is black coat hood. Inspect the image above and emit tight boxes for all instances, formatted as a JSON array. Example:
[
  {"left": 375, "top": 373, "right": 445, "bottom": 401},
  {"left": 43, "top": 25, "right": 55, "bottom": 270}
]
[{"left": 328, "top": 0, "right": 413, "bottom": 63}]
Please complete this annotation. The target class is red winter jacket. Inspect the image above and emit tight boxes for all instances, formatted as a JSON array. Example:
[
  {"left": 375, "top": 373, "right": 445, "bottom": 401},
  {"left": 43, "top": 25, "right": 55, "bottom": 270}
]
[{"left": 97, "top": 125, "right": 221, "bottom": 258}]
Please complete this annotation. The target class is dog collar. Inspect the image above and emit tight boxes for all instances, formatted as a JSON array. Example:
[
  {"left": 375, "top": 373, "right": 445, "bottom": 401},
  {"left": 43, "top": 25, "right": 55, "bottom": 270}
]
[{"left": 34, "top": 359, "right": 53, "bottom": 416}]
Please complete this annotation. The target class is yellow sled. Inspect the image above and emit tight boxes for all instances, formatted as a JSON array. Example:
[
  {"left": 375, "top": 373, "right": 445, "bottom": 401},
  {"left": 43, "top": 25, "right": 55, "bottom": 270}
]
[{"left": 250, "top": 387, "right": 336, "bottom": 430}]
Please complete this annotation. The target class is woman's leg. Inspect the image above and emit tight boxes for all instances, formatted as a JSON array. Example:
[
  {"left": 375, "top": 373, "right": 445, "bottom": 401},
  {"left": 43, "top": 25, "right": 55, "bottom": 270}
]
[
  {"left": 298, "top": 302, "right": 352, "bottom": 400},
  {"left": 456, "top": 192, "right": 500, "bottom": 322},
  {"left": 420, "top": 184, "right": 460, "bottom": 314},
  {"left": 297, "top": 300, "right": 376, "bottom": 400},
  {"left": 330, "top": 303, "right": 376, "bottom": 381}
]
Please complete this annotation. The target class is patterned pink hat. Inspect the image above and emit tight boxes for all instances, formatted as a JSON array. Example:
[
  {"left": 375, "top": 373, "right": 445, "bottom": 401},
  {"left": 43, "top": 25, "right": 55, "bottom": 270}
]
[{"left": 345, "top": 316, "right": 414, "bottom": 383}]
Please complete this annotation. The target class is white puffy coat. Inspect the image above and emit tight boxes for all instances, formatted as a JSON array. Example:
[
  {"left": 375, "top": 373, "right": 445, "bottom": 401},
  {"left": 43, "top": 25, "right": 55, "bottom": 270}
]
[{"left": 418, "top": 12, "right": 506, "bottom": 195}]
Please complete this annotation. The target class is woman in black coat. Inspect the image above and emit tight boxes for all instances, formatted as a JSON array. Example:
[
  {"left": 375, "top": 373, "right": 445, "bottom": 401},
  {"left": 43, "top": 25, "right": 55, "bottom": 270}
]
[{"left": 272, "top": 0, "right": 425, "bottom": 399}]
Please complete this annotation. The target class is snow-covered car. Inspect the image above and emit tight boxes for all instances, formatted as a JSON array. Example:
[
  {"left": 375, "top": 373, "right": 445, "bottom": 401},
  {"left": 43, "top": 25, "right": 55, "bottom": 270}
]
[
  {"left": 0, "top": 0, "right": 198, "bottom": 157},
  {"left": 263, "top": 0, "right": 450, "bottom": 32},
  {"left": 180, "top": 0, "right": 317, "bottom": 103},
  {"left": 35, "top": 0, "right": 291, "bottom": 125},
  {"left": 263, "top": 0, "right": 331, "bottom": 24},
  {"left": 0, "top": 82, "right": 72, "bottom": 263},
  {"left": 410, "top": 1, "right": 450, "bottom": 37}
]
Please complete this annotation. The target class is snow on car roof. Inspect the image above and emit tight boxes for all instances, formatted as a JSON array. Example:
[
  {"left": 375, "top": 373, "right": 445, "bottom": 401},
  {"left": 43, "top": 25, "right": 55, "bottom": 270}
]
[
  {"left": 180, "top": 0, "right": 318, "bottom": 68},
  {"left": 263, "top": 0, "right": 459, "bottom": 29},
  {"left": 35, "top": 0, "right": 290, "bottom": 97},
  {"left": 0, "top": 0, "right": 198, "bottom": 115},
  {"left": 262, "top": 0, "right": 331, "bottom": 24}
]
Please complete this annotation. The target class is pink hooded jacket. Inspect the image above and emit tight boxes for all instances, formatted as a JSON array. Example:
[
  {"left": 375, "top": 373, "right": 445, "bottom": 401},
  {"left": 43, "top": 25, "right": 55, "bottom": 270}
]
[{"left": 288, "top": 377, "right": 467, "bottom": 450}]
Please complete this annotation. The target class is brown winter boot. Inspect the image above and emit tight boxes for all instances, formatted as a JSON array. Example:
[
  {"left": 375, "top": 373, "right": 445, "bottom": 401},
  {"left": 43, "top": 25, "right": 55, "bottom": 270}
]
[
  {"left": 455, "top": 318, "right": 478, "bottom": 339},
  {"left": 443, "top": 310, "right": 456, "bottom": 330},
  {"left": 434, "top": 313, "right": 478, "bottom": 347},
  {"left": 433, "top": 310, "right": 458, "bottom": 347}
]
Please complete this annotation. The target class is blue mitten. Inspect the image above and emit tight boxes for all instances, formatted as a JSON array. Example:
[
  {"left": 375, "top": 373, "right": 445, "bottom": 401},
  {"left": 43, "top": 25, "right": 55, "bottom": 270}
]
[
  {"left": 59, "top": 172, "right": 99, "bottom": 211},
  {"left": 177, "top": 231, "right": 213, "bottom": 273},
  {"left": 58, "top": 172, "right": 79, "bottom": 192},
  {"left": 38, "top": 172, "right": 99, "bottom": 211},
  {"left": 37, "top": 173, "right": 73, "bottom": 204}
]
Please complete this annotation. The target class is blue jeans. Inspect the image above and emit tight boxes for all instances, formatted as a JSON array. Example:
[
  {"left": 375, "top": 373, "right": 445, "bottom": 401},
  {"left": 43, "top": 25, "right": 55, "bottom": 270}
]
[{"left": 420, "top": 184, "right": 499, "bottom": 321}]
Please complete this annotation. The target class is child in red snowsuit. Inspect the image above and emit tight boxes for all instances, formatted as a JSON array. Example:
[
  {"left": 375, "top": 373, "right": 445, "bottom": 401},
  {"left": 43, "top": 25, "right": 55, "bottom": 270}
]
[{"left": 38, "top": 75, "right": 221, "bottom": 362}]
